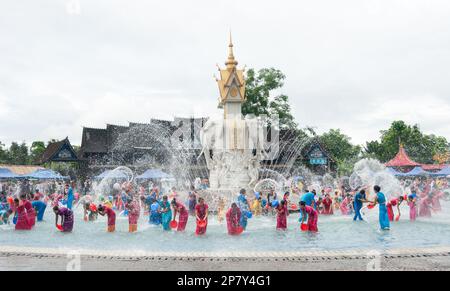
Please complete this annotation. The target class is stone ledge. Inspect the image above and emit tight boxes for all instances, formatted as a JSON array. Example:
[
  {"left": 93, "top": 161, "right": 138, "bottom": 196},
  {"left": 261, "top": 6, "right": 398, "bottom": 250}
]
[{"left": 1, "top": 245, "right": 450, "bottom": 260}]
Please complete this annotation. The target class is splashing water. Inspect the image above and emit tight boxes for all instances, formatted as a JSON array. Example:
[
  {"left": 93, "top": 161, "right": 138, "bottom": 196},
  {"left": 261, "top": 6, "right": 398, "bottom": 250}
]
[
  {"left": 350, "top": 159, "right": 404, "bottom": 200},
  {"left": 254, "top": 179, "right": 282, "bottom": 195},
  {"left": 91, "top": 166, "right": 134, "bottom": 201}
]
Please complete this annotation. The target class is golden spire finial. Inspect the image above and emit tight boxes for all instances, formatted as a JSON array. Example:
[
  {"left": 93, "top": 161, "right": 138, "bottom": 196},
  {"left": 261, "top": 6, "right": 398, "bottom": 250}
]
[{"left": 225, "top": 31, "right": 238, "bottom": 68}]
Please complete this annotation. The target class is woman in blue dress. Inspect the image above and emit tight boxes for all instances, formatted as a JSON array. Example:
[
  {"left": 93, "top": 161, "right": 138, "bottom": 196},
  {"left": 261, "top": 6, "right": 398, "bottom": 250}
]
[
  {"left": 149, "top": 199, "right": 162, "bottom": 225},
  {"left": 32, "top": 200, "right": 47, "bottom": 222},
  {"left": 237, "top": 189, "right": 250, "bottom": 230},
  {"left": 159, "top": 195, "right": 172, "bottom": 231},
  {"left": 373, "top": 185, "right": 390, "bottom": 230}
]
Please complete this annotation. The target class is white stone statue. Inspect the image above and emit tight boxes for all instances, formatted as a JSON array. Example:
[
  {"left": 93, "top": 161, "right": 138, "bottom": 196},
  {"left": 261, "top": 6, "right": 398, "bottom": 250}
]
[{"left": 248, "top": 155, "right": 260, "bottom": 187}]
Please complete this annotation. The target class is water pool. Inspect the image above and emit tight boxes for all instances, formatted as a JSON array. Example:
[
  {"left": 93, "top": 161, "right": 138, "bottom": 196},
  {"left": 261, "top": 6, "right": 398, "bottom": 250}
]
[{"left": 1, "top": 202, "right": 450, "bottom": 254}]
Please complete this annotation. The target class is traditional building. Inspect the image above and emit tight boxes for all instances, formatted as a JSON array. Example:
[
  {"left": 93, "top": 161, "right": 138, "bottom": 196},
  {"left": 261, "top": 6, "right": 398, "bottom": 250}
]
[
  {"left": 79, "top": 118, "right": 208, "bottom": 176},
  {"left": 38, "top": 137, "right": 80, "bottom": 164}
]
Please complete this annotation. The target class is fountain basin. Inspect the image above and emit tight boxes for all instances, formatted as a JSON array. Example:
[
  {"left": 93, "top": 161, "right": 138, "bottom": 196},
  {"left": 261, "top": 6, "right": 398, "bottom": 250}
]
[{"left": 1, "top": 201, "right": 450, "bottom": 255}]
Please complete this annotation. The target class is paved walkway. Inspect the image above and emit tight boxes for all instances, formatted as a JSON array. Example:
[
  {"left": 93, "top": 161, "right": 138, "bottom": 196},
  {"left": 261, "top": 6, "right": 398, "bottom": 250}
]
[{"left": 1, "top": 246, "right": 450, "bottom": 271}]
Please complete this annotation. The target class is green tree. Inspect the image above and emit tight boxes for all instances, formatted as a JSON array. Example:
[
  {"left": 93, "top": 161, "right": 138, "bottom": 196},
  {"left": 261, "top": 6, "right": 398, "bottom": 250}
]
[
  {"left": 7, "top": 142, "right": 29, "bottom": 165},
  {"left": 30, "top": 141, "right": 46, "bottom": 163},
  {"left": 319, "top": 129, "right": 361, "bottom": 175},
  {"left": 320, "top": 129, "right": 361, "bottom": 162},
  {"left": 364, "top": 120, "right": 449, "bottom": 164},
  {"left": 47, "top": 139, "right": 58, "bottom": 145},
  {"left": 0, "top": 142, "right": 8, "bottom": 163},
  {"left": 243, "top": 68, "right": 297, "bottom": 130}
]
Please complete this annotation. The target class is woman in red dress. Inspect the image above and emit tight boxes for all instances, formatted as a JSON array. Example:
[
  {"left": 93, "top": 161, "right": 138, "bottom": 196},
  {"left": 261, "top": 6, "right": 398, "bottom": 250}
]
[
  {"left": 98, "top": 204, "right": 116, "bottom": 232},
  {"left": 171, "top": 198, "right": 189, "bottom": 231},
  {"left": 14, "top": 198, "right": 31, "bottom": 230},
  {"left": 226, "top": 203, "right": 242, "bottom": 235},
  {"left": 386, "top": 196, "right": 404, "bottom": 221},
  {"left": 21, "top": 195, "right": 36, "bottom": 228},
  {"left": 300, "top": 201, "right": 319, "bottom": 232},
  {"left": 195, "top": 197, "right": 208, "bottom": 235},
  {"left": 276, "top": 200, "right": 288, "bottom": 230}
]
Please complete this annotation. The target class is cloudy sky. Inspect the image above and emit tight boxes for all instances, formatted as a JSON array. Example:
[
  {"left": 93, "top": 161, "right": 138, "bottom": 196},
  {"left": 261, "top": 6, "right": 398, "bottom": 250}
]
[{"left": 1, "top": 0, "right": 450, "bottom": 147}]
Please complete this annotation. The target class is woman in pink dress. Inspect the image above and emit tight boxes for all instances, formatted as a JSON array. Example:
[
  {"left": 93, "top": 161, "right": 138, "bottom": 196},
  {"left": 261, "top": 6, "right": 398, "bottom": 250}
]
[
  {"left": 276, "top": 200, "right": 288, "bottom": 230},
  {"left": 195, "top": 197, "right": 208, "bottom": 235},
  {"left": 431, "top": 191, "right": 443, "bottom": 212},
  {"left": 21, "top": 195, "right": 36, "bottom": 228},
  {"left": 126, "top": 196, "right": 140, "bottom": 233},
  {"left": 419, "top": 197, "right": 432, "bottom": 217},
  {"left": 171, "top": 198, "right": 189, "bottom": 231},
  {"left": 226, "top": 203, "right": 242, "bottom": 235},
  {"left": 407, "top": 195, "right": 417, "bottom": 221},
  {"left": 300, "top": 201, "right": 319, "bottom": 232},
  {"left": 340, "top": 195, "right": 350, "bottom": 215},
  {"left": 14, "top": 198, "right": 31, "bottom": 230},
  {"left": 322, "top": 194, "right": 333, "bottom": 215}
]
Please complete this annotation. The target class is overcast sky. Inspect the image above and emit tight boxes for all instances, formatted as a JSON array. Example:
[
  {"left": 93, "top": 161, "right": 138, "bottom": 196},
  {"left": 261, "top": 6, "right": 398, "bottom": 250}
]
[{"left": 1, "top": 0, "right": 450, "bottom": 147}]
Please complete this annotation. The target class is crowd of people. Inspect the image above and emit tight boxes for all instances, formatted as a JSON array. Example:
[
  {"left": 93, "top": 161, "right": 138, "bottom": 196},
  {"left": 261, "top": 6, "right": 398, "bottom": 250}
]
[{"left": 0, "top": 177, "right": 448, "bottom": 236}]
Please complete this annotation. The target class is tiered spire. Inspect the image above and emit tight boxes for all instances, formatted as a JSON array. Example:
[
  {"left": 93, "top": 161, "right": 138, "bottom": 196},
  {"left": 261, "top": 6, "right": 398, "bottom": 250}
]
[
  {"left": 216, "top": 32, "right": 246, "bottom": 108},
  {"left": 225, "top": 32, "right": 238, "bottom": 69}
]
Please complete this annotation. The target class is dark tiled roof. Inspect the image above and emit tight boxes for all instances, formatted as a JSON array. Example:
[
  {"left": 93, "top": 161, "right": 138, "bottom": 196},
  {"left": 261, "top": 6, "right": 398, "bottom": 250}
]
[
  {"left": 81, "top": 127, "right": 108, "bottom": 153},
  {"left": 81, "top": 118, "right": 209, "bottom": 155},
  {"left": 106, "top": 124, "right": 129, "bottom": 151}
]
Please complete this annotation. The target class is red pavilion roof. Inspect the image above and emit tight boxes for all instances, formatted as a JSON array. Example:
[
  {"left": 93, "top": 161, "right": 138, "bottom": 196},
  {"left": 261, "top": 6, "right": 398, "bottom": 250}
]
[
  {"left": 421, "top": 164, "right": 448, "bottom": 171},
  {"left": 385, "top": 145, "right": 421, "bottom": 167}
]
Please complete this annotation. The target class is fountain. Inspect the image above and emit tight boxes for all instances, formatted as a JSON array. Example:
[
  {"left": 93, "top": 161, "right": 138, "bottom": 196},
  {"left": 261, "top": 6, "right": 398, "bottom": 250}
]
[{"left": 198, "top": 36, "right": 266, "bottom": 194}]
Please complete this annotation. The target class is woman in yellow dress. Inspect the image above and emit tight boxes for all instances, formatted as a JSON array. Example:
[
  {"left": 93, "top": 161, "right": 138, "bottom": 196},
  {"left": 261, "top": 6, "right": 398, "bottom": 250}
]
[{"left": 252, "top": 192, "right": 262, "bottom": 216}]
